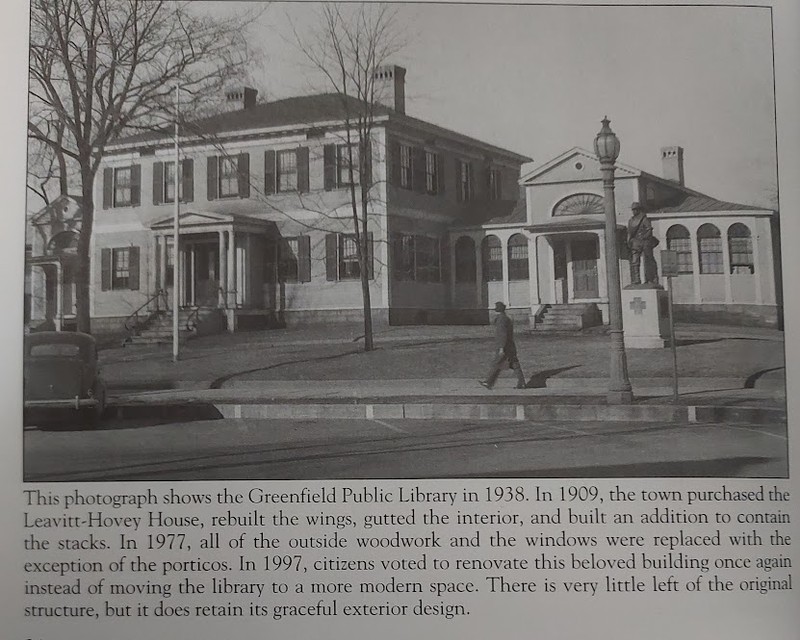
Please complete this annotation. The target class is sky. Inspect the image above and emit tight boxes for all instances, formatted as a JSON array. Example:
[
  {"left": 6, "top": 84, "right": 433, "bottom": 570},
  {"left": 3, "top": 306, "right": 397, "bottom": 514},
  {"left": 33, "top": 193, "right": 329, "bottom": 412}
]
[{"left": 227, "top": 2, "right": 777, "bottom": 208}]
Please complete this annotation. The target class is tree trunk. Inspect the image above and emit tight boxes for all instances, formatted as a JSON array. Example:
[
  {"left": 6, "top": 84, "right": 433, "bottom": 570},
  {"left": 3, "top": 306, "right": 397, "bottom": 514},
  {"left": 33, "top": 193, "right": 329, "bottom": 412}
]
[
  {"left": 75, "top": 169, "right": 95, "bottom": 333},
  {"left": 360, "top": 239, "right": 374, "bottom": 352}
]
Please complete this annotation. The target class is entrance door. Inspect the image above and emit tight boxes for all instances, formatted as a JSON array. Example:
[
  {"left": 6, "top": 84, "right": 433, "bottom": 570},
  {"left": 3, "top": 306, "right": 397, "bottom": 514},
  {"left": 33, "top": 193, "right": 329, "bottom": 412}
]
[
  {"left": 571, "top": 238, "right": 599, "bottom": 299},
  {"left": 194, "top": 243, "right": 219, "bottom": 306}
]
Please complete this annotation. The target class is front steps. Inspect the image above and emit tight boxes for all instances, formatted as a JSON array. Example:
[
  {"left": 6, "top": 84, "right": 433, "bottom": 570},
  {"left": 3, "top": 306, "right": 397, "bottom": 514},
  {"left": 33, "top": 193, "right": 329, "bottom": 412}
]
[
  {"left": 532, "top": 303, "right": 602, "bottom": 332},
  {"left": 125, "top": 308, "right": 224, "bottom": 345}
]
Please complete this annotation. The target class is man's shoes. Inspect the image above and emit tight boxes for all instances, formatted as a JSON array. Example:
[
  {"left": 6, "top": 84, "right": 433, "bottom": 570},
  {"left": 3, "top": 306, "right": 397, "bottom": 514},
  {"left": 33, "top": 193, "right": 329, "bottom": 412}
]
[{"left": 478, "top": 380, "right": 492, "bottom": 390}]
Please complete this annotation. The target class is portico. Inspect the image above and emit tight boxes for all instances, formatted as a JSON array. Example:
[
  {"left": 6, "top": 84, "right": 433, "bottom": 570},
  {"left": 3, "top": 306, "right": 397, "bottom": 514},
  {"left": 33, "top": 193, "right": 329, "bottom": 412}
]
[{"left": 149, "top": 211, "right": 275, "bottom": 313}]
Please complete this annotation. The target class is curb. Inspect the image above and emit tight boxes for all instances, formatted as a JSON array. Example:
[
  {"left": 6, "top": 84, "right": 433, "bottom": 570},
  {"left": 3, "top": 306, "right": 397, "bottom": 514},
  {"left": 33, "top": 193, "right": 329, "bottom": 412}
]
[{"left": 109, "top": 399, "right": 785, "bottom": 425}]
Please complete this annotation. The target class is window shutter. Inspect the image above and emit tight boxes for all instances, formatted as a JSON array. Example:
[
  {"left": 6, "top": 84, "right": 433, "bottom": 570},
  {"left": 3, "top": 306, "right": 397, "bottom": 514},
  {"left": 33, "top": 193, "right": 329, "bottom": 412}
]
[
  {"left": 237, "top": 152, "right": 250, "bottom": 198},
  {"left": 129, "top": 246, "right": 140, "bottom": 290},
  {"left": 440, "top": 236, "right": 450, "bottom": 284},
  {"left": 297, "top": 147, "right": 310, "bottom": 193},
  {"left": 455, "top": 158, "right": 463, "bottom": 202},
  {"left": 323, "top": 144, "right": 336, "bottom": 191},
  {"left": 103, "top": 168, "right": 113, "bottom": 209},
  {"left": 130, "top": 165, "right": 141, "bottom": 206},
  {"left": 436, "top": 153, "right": 445, "bottom": 194},
  {"left": 264, "top": 150, "right": 276, "bottom": 195},
  {"left": 182, "top": 159, "right": 194, "bottom": 202},
  {"left": 363, "top": 139, "right": 372, "bottom": 187},
  {"left": 152, "top": 162, "right": 163, "bottom": 205},
  {"left": 325, "top": 233, "right": 338, "bottom": 280},
  {"left": 366, "top": 232, "right": 374, "bottom": 279},
  {"left": 390, "top": 139, "right": 401, "bottom": 186},
  {"left": 298, "top": 235, "right": 311, "bottom": 282},
  {"left": 412, "top": 147, "right": 426, "bottom": 193},
  {"left": 207, "top": 156, "right": 218, "bottom": 200},
  {"left": 101, "top": 248, "right": 111, "bottom": 291}
]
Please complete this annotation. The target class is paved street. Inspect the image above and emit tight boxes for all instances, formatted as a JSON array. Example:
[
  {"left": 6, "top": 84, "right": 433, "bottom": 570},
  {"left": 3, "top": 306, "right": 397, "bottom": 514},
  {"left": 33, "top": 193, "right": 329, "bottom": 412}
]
[{"left": 24, "top": 414, "right": 788, "bottom": 482}]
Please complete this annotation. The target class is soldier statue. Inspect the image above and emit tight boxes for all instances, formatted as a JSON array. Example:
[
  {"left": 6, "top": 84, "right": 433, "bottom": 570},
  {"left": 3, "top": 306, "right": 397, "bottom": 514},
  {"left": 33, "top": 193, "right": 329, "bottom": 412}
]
[{"left": 626, "top": 202, "right": 659, "bottom": 286}]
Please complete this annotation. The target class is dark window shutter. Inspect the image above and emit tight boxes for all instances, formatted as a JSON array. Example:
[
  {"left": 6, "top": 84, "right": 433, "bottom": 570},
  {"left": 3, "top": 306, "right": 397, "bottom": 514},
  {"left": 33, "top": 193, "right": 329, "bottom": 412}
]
[
  {"left": 298, "top": 235, "right": 311, "bottom": 282},
  {"left": 366, "top": 232, "right": 374, "bottom": 279},
  {"left": 390, "top": 139, "right": 401, "bottom": 186},
  {"left": 264, "top": 150, "right": 276, "bottom": 195},
  {"left": 412, "top": 147, "right": 426, "bottom": 193},
  {"left": 440, "top": 235, "right": 450, "bottom": 283},
  {"left": 129, "top": 246, "right": 140, "bottom": 290},
  {"left": 207, "top": 156, "right": 218, "bottom": 200},
  {"left": 130, "top": 165, "right": 141, "bottom": 206},
  {"left": 182, "top": 159, "right": 194, "bottom": 202},
  {"left": 297, "top": 147, "right": 310, "bottom": 193},
  {"left": 103, "top": 168, "right": 113, "bottom": 209},
  {"left": 237, "top": 152, "right": 250, "bottom": 198},
  {"left": 152, "top": 162, "right": 163, "bottom": 205},
  {"left": 436, "top": 153, "right": 445, "bottom": 194},
  {"left": 363, "top": 139, "right": 372, "bottom": 187},
  {"left": 323, "top": 144, "right": 336, "bottom": 191},
  {"left": 325, "top": 233, "right": 338, "bottom": 280},
  {"left": 455, "top": 158, "right": 463, "bottom": 202},
  {"left": 101, "top": 248, "right": 111, "bottom": 291}
]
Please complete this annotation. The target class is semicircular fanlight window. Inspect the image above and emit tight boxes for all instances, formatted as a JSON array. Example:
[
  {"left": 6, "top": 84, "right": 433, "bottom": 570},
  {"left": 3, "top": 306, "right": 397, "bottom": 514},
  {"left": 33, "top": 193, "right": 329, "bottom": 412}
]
[{"left": 553, "top": 193, "right": 604, "bottom": 217}]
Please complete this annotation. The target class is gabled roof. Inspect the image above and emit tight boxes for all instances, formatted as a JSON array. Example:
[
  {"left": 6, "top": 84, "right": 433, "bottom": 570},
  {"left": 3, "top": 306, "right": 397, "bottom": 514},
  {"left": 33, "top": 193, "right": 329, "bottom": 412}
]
[
  {"left": 30, "top": 194, "right": 83, "bottom": 225},
  {"left": 109, "top": 92, "right": 531, "bottom": 163},
  {"left": 520, "top": 147, "right": 640, "bottom": 184},
  {"left": 150, "top": 210, "right": 274, "bottom": 231}
]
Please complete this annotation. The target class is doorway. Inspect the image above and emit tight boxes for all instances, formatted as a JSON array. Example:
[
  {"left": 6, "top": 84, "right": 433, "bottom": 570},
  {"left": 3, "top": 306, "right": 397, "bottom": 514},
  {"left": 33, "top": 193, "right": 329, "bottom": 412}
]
[{"left": 571, "top": 237, "right": 599, "bottom": 299}]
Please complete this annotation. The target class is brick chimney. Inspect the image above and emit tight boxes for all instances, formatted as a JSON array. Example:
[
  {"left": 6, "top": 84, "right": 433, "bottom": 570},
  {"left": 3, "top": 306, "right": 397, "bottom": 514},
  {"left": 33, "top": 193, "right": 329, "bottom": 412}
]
[
  {"left": 225, "top": 86, "right": 258, "bottom": 110},
  {"left": 660, "top": 146, "right": 685, "bottom": 186},
  {"left": 372, "top": 65, "right": 406, "bottom": 114}
]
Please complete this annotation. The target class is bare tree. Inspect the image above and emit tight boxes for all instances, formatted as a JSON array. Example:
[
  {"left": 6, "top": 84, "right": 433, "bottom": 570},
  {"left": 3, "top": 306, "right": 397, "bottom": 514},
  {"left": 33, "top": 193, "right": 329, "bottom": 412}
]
[
  {"left": 28, "top": 0, "right": 254, "bottom": 332},
  {"left": 296, "top": 3, "right": 404, "bottom": 351}
]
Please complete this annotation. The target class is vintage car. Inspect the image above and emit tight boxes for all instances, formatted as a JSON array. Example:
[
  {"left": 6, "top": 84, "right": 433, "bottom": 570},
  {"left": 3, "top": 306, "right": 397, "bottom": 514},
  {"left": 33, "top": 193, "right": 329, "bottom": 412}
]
[{"left": 24, "top": 331, "right": 106, "bottom": 426}]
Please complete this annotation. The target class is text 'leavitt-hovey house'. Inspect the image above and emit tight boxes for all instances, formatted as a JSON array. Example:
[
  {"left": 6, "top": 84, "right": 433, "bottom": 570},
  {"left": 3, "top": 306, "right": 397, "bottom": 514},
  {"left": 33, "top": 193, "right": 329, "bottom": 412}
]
[{"left": 25, "top": 66, "right": 782, "bottom": 342}]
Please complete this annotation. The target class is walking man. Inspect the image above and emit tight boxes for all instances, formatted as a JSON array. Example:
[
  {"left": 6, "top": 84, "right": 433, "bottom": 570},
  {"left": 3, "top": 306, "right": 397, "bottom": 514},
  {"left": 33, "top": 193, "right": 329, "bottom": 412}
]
[{"left": 480, "top": 302, "right": 526, "bottom": 390}]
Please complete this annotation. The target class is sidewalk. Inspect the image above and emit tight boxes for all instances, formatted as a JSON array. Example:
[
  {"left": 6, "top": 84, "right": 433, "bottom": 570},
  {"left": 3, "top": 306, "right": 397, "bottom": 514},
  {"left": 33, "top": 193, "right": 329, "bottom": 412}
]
[{"left": 101, "top": 322, "right": 787, "bottom": 425}]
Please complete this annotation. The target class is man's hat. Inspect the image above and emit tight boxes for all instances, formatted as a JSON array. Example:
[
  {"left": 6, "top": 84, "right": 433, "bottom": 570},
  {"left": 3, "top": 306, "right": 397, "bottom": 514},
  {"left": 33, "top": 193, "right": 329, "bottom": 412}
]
[
  {"left": 631, "top": 202, "right": 643, "bottom": 212},
  {"left": 494, "top": 301, "right": 507, "bottom": 312}
]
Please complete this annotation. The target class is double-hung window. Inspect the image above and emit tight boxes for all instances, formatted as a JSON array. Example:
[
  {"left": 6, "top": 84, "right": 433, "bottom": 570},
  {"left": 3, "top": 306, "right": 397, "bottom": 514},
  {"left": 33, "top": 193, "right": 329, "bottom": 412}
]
[
  {"left": 488, "top": 168, "right": 502, "bottom": 200},
  {"left": 277, "top": 150, "right": 298, "bottom": 193},
  {"left": 219, "top": 157, "right": 239, "bottom": 197},
  {"left": 114, "top": 167, "right": 133, "bottom": 207},
  {"left": 457, "top": 160, "right": 472, "bottom": 202},
  {"left": 399, "top": 144, "right": 413, "bottom": 190},
  {"left": 425, "top": 151, "right": 439, "bottom": 195},
  {"left": 337, "top": 144, "right": 360, "bottom": 187},
  {"left": 112, "top": 248, "right": 131, "bottom": 290}
]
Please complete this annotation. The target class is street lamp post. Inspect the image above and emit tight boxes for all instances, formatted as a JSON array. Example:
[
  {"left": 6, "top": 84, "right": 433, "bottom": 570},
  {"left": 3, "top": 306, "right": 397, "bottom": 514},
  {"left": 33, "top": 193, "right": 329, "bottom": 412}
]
[{"left": 594, "top": 117, "right": 633, "bottom": 404}]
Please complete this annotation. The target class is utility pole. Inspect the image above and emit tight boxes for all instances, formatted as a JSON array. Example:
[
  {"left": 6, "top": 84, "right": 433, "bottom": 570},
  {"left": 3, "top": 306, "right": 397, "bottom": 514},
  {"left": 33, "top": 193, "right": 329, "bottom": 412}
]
[{"left": 173, "top": 84, "right": 181, "bottom": 362}]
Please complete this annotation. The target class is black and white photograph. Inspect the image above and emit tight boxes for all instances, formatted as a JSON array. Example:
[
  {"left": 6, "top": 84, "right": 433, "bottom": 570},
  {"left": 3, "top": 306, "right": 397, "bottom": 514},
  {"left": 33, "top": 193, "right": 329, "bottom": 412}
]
[{"left": 22, "top": 1, "right": 787, "bottom": 481}]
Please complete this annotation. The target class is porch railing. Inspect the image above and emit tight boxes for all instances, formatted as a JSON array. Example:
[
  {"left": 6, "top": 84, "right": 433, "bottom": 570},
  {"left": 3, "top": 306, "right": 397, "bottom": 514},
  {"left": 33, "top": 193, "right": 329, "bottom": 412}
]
[{"left": 122, "top": 289, "right": 168, "bottom": 344}]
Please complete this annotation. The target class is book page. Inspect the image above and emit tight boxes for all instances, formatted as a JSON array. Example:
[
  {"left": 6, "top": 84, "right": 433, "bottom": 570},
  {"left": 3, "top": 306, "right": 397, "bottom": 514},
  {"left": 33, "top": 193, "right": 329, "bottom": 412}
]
[{"left": 2, "top": 1, "right": 799, "bottom": 638}]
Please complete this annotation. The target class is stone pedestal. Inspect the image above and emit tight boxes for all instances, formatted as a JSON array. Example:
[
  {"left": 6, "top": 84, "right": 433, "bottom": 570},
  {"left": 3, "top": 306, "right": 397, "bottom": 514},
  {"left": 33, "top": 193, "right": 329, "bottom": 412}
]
[{"left": 621, "top": 286, "right": 670, "bottom": 348}]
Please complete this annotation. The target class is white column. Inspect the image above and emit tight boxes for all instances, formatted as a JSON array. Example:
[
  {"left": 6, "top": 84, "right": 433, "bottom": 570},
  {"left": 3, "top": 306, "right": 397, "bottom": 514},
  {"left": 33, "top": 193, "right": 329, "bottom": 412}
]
[
  {"left": 227, "top": 230, "right": 236, "bottom": 307},
  {"left": 188, "top": 243, "right": 196, "bottom": 306},
  {"left": 528, "top": 233, "right": 540, "bottom": 307},
  {"left": 752, "top": 220, "right": 763, "bottom": 304},
  {"left": 178, "top": 247, "right": 186, "bottom": 307},
  {"left": 55, "top": 261, "right": 63, "bottom": 331},
  {"left": 565, "top": 240, "right": 574, "bottom": 302},
  {"left": 690, "top": 226, "right": 702, "bottom": 303},
  {"left": 218, "top": 230, "right": 226, "bottom": 307},
  {"left": 597, "top": 231, "right": 608, "bottom": 301},
  {"left": 449, "top": 235, "right": 457, "bottom": 306},
  {"left": 501, "top": 234, "right": 510, "bottom": 306},
  {"left": 474, "top": 237, "right": 483, "bottom": 308},
  {"left": 159, "top": 236, "right": 167, "bottom": 293},
  {"left": 721, "top": 226, "right": 732, "bottom": 304}
]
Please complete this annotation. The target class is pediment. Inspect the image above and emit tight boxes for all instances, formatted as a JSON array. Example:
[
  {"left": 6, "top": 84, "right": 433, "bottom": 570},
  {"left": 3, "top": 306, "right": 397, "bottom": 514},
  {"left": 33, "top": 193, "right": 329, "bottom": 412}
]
[
  {"left": 150, "top": 211, "right": 232, "bottom": 229},
  {"left": 521, "top": 147, "right": 640, "bottom": 186}
]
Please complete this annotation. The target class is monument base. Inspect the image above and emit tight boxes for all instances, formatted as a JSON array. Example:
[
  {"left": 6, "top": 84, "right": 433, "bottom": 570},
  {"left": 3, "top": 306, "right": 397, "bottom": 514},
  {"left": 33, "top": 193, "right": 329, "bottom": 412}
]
[{"left": 621, "top": 286, "right": 670, "bottom": 349}]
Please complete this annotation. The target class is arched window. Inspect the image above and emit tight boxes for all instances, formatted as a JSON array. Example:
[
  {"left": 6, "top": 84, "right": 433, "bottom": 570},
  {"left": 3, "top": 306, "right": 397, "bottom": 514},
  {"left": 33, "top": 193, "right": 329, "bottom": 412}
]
[
  {"left": 728, "top": 223, "right": 754, "bottom": 274},
  {"left": 481, "top": 235, "right": 503, "bottom": 282},
  {"left": 697, "top": 224, "right": 723, "bottom": 274},
  {"left": 666, "top": 225, "right": 693, "bottom": 274},
  {"left": 454, "top": 236, "right": 476, "bottom": 283},
  {"left": 553, "top": 193, "right": 604, "bottom": 217},
  {"left": 507, "top": 234, "right": 529, "bottom": 280}
]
